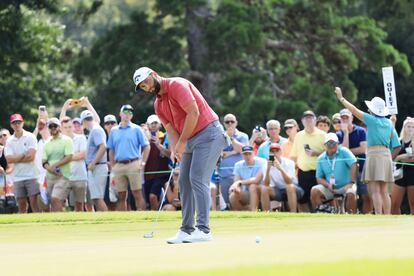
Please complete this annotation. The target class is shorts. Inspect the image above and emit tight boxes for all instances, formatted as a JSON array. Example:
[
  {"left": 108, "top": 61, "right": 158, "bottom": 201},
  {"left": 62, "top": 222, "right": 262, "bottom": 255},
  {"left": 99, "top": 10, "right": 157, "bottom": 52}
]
[
  {"left": 312, "top": 184, "right": 356, "bottom": 201},
  {"left": 47, "top": 177, "right": 71, "bottom": 201},
  {"left": 112, "top": 160, "right": 142, "bottom": 192},
  {"left": 88, "top": 164, "right": 109, "bottom": 199},
  {"left": 297, "top": 169, "right": 317, "bottom": 204},
  {"left": 13, "top": 179, "right": 39, "bottom": 198},
  {"left": 272, "top": 184, "right": 304, "bottom": 202},
  {"left": 144, "top": 176, "right": 169, "bottom": 202},
  {"left": 395, "top": 167, "right": 414, "bottom": 187},
  {"left": 69, "top": 180, "right": 87, "bottom": 203}
]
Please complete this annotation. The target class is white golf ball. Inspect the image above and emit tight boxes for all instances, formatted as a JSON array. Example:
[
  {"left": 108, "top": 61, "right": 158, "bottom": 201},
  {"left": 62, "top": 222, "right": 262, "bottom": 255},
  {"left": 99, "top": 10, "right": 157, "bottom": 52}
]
[{"left": 255, "top": 236, "right": 262, "bottom": 243}]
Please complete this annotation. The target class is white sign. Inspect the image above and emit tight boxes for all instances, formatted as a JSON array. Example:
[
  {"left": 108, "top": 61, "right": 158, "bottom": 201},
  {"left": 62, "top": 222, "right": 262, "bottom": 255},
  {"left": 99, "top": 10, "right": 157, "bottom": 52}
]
[{"left": 382, "top": 66, "right": 398, "bottom": 115}]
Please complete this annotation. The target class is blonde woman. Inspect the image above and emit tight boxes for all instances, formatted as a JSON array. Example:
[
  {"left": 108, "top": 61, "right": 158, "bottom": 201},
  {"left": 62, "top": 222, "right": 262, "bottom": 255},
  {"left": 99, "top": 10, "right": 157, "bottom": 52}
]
[
  {"left": 335, "top": 87, "right": 398, "bottom": 214},
  {"left": 392, "top": 117, "right": 414, "bottom": 214}
]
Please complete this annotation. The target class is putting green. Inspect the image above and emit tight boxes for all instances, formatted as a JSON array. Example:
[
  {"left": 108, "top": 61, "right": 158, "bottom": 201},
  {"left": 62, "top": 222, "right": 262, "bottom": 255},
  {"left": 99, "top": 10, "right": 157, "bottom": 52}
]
[{"left": 0, "top": 212, "right": 413, "bottom": 275}]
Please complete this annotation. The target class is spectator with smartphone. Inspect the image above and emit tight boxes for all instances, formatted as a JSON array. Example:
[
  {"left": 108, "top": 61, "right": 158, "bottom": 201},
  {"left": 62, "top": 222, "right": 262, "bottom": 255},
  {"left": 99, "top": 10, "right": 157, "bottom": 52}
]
[
  {"left": 262, "top": 143, "right": 303, "bottom": 212},
  {"left": 249, "top": 126, "right": 267, "bottom": 154},
  {"left": 257, "top": 120, "right": 287, "bottom": 159},
  {"left": 42, "top": 118, "right": 73, "bottom": 212},
  {"left": 290, "top": 110, "right": 326, "bottom": 212},
  {"left": 229, "top": 146, "right": 266, "bottom": 211},
  {"left": 144, "top": 114, "right": 171, "bottom": 210},
  {"left": 5, "top": 113, "right": 40, "bottom": 213}
]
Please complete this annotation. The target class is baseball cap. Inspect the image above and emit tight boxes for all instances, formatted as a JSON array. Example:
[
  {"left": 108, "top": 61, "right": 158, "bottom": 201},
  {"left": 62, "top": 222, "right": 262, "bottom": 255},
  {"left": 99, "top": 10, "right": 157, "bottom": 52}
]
[
  {"left": 9, "top": 113, "right": 24, "bottom": 123},
  {"left": 133, "top": 67, "right": 154, "bottom": 93},
  {"left": 302, "top": 110, "right": 316, "bottom": 118},
  {"left": 80, "top": 110, "right": 93, "bottom": 122},
  {"left": 120, "top": 104, "right": 134, "bottom": 113},
  {"left": 72, "top": 117, "right": 81, "bottom": 124},
  {"left": 147, "top": 114, "right": 160, "bottom": 124},
  {"left": 104, "top": 114, "right": 117, "bottom": 124},
  {"left": 269, "top": 143, "right": 281, "bottom": 151},
  {"left": 325, "top": 132, "right": 339, "bottom": 144},
  {"left": 284, "top": 119, "right": 298, "bottom": 128},
  {"left": 241, "top": 145, "right": 254, "bottom": 154},
  {"left": 339, "top": 109, "right": 352, "bottom": 117},
  {"left": 47, "top": 117, "right": 61, "bottom": 127}
]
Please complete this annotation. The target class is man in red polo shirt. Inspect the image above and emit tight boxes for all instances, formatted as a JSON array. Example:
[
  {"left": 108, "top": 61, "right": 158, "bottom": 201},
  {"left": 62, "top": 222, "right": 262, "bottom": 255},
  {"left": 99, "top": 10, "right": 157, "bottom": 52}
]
[{"left": 133, "top": 67, "right": 227, "bottom": 244}]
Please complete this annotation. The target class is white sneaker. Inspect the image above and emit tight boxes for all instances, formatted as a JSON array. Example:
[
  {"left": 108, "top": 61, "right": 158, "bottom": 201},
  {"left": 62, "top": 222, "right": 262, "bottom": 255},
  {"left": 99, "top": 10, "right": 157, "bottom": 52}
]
[
  {"left": 166, "top": 230, "right": 190, "bottom": 244},
  {"left": 182, "top": 229, "right": 212, "bottom": 243}
]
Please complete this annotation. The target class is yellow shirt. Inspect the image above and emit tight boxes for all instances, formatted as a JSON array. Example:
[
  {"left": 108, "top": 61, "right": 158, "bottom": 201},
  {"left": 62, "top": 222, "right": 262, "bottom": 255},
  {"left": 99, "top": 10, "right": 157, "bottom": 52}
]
[{"left": 290, "top": 128, "right": 326, "bottom": 171}]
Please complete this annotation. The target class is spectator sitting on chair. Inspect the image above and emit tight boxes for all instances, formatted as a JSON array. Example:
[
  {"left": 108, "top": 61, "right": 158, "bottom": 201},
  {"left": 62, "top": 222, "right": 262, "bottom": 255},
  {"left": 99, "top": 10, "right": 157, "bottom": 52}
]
[
  {"left": 162, "top": 167, "right": 181, "bottom": 211},
  {"left": 311, "top": 133, "right": 358, "bottom": 213},
  {"left": 229, "top": 146, "right": 266, "bottom": 211},
  {"left": 249, "top": 126, "right": 267, "bottom": 154},
  {"left": 262, "top": 143, "right": 304, "bottom": 212}
]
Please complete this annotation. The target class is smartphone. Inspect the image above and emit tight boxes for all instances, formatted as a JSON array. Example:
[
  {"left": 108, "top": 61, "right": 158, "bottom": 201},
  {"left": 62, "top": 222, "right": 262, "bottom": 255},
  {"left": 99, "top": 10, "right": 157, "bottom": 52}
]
[
  {"left": 269, "top": 154, "right": 275, "bottom": 161},
  {"left": 304, "top": 144, "right": 311, "bottom": 151},
  {"left": 39, "top": 105, "right": 46, "bottom": 112},
  {"left": 151, "top": 131, "right": 157, "bottom": 137},
  {"left": 71, "top": 99, "right": 80, "bottom": 106}
]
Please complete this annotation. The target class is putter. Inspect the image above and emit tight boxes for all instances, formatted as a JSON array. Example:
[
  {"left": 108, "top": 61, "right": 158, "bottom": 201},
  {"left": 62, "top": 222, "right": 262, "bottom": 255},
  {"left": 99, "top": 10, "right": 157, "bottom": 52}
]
[{"left": 143, "top": 161, "right": 177, "bottom": 238}]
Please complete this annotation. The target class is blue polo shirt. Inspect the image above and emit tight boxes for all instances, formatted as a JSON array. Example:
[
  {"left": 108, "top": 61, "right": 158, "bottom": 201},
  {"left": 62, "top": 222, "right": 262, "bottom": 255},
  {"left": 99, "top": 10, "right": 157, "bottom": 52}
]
[
  {"left": 363, "top": 113, "right": 395, "bottom": 147},
  {"left": 233, "top": 157, "right": 266, "bottom": 184},
  {"left": 219, "top": 129, "right": 249, "bottom": 178},
  {"left": 389, "top": 128, "right": 401, "bottom": 150},
  {"left": 336, "top": 125, "right": 366, "bottom": 172},
  {"left": 316, "top": 146, "right": 357, "bottom": 189},
  {"left": 256, "top": 136, "right": 287, "bottom": 159},
  {"left": 107, "top": 122, "right": 149, "bottom": 161}
]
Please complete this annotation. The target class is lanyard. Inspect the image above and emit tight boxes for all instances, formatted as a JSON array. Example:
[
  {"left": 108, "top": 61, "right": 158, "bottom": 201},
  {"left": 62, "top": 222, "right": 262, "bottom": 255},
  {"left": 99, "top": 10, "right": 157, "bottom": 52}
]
[{"left": 326, "top": 154, "right": 337, "bottom": 177}]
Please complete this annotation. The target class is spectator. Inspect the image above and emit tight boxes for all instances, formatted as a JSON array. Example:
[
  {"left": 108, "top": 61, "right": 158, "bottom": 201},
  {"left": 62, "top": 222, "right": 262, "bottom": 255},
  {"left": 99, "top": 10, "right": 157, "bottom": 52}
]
[
  {"left": 262, "top": 143, "right": 304, "bottom": 212},
  {"left": 332, "top": 113, "right": 341, "bottom": 132},
  {"left": 218, "top": 114, "right": 249, "bottom": 205},
  {"left": 103, "top": 114, "right": 118, "bottom": 210},
  {"left": 72, "top": 118, "right": 83, "bottom": 135},
  {"left": 42, "top": 118, "right": 73, "bottom": 212},
  {"left": 392, "top": 117, "right": 414, "bottom": 214},
  {"left": 107, "top": 105, "right": 150, "bottom": 211},
  {"left": 61, "top": 116, "right": 87, "bottom": 212},
  {"left": 5, "top": 113, "right": 40, "bottom": 213},
  {"left": 0, "top": 129, "right": 11, "bottom": 146},
  {"left": 81, "top": 109, "right": 108, "bottom": 211},
  {"left": 257, "top": 120, "right": 287, "bottom": 159},
  {"left": 144, "top": 114, "right": 171, "bottom": 210},
  {"left": 162, "top": 168, "right": 181, "bottom": 211},
  {"left": 290, "top": 110, "right": 326, "bottom": 212},
  {"left": 281, "top": 119, "right": 299, "bottom": 159},
  {"left": 336, "top": 108, "right": 371, "bottom": 214},
  {"left": 311, "top": 133, "right": 358, "bottom": 213},
  {"left": 316, "top": 115, "right": 331, "bottom": 133},
  {"left": 0, "top": 129, "right": 13, "bottom": 200},
  {"left": 249, "top": 126, "right": 267, "bottom": 154},
  {"left": 229, "top": 146, "right": 265, "bottom": 211},
  {"left": 335, "top": 87, "right": 399, "bottom": 214}
]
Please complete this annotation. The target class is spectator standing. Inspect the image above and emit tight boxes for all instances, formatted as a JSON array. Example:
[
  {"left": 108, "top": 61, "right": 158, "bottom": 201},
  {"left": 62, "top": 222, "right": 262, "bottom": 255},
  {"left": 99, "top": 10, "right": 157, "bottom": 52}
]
[
  {"left": 218, "top": 114, "right": 249, "bottom": 205},
  {"left": 332, "top": 113, "right": 341, "bottom": 132},
  {"left": 290, "top": 110, "right": 326, "bottom": 212},
  {"left": 103, "top": 114, "right": 118, "bottom": 210},
  {"left": 5, "top": 114, "right": 40, "bottom": 213},
  {"left": 281, "top": 119, "right": 299, "bottom": 159},
  {"left": 257, "top": 120, "right": 287, "bottom": 159},
  {"left": 335, "top": 87, "right": 399, "bottom": 214},
  {"left": 316, "top": 115, "right": 331, "bottom": 133},
  {"left": 107, "top": 105, "right": 150, "bottom": 211}
]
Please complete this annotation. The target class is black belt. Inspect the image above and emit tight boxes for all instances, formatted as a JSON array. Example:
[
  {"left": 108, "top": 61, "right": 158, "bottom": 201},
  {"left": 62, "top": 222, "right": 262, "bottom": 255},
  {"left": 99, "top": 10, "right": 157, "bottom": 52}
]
[{"left": 116, "top": 158, "right": 139, "bottom": 164}]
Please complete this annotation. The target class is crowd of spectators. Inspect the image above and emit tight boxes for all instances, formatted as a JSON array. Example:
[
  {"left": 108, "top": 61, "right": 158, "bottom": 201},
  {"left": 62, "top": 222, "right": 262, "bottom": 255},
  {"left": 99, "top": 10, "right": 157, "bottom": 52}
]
[{"left": 1, "top": 90, "right": 414, "bottom": 215}]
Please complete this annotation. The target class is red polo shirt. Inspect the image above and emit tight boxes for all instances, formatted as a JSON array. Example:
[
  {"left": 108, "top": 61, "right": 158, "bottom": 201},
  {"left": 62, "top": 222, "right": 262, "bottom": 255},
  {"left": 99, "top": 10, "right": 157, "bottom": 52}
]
[{"left": 154, "top": 77, "right": 218, "bottom": 138}]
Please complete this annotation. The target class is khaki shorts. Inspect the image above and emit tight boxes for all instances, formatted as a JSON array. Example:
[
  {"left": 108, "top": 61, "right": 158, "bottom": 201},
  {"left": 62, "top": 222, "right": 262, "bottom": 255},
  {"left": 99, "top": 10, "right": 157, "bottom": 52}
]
[
  {"left": 47, "top": 177, "right": 70, "bottom": 201},
  {"left": 112, "top": 160, "right": 142, "bottom": 192},
  {"left": 69, "top": 181, "right": 87, "bottom": 203},
  {"left": 312, "top": 184, "right": 356, "bottom": 201}
]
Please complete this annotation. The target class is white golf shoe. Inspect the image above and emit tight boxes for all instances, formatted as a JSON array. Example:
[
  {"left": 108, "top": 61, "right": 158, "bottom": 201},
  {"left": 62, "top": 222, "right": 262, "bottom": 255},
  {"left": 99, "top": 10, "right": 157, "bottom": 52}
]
[
  {"left": 166, "top": 230, "right": 190, "bottom": 244},
  {"left": 182, "top": 229, "right": 212, "bottom": 243}
]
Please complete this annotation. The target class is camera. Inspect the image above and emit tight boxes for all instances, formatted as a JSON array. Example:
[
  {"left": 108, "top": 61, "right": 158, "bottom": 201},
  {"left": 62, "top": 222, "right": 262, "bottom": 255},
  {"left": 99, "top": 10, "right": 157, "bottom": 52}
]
[
  {"left": 254, "top": 125, "right": 261, "bottom": 132},
  {"left": 269, "top": 154, "right": 275, "bottom": 161}
]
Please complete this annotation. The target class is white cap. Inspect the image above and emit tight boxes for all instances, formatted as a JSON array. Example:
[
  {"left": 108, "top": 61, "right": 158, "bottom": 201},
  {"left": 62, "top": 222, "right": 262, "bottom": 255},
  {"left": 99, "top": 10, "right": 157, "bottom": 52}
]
[
  {"left": 364, "top": 97, "right": 389, "bottom": 117},
  {"left": 133, "top": 67, "right": 153, "bottom": 92},
  {"left": 325, "top": 132, "right": 339, "bottom": 144},
  {"left": 104, "top": 114, "right": 117, "bottom": 124},
  {"left": 47, "top": 117, "right": 61, "bottom": 127},
  {"left": 80, "top": 110, "right": 93, "bottom": 122},
  {"left": 147, "top": 114, "right": 160, "bottom": 124}
]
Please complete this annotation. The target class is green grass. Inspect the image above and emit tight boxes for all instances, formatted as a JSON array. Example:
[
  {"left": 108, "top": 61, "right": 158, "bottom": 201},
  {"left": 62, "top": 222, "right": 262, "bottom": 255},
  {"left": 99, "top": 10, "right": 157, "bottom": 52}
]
[{"left": 1, "top": 212, "right": 414, "bottom": 275}]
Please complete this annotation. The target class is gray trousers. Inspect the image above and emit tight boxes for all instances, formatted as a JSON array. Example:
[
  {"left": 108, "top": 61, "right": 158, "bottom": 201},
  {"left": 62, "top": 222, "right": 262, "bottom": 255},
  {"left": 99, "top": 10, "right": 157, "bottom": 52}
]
[{"left": 179, "top": 120, "right": 227, "bottom": 234}]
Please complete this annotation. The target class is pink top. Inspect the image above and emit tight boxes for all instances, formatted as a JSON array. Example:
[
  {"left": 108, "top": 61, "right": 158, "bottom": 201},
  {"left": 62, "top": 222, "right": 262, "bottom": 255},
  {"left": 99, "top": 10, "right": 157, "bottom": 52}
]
[{"left": 155, "top": 77, "right": 218, "bottom": 138}]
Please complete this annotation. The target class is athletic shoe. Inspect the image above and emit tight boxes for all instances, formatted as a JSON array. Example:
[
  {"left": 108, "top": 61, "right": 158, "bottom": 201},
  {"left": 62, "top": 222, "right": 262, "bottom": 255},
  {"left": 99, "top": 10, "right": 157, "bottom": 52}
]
[
  {"left": 182, "top": 229, "right": 212, "bottom": 243},
  {"left": 166, "top": 230, "right": 190, "bottom": 244}
]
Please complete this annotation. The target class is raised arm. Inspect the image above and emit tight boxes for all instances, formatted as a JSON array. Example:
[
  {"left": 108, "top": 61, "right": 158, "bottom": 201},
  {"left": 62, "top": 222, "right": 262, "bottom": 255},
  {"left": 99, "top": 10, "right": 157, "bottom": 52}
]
[{"left": 334, "top": 87, "right": 364, "bottom": 122}]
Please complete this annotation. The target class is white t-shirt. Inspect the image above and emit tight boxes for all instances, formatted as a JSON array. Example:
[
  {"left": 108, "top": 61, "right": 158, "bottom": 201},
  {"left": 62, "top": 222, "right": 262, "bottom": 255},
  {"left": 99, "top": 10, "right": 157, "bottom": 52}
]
[
  {"left": 70, "top": 134, "right": 88, "bottom": 181},
  {"left": 268, "top": 157, "right": 297, "bottom": 188},
  {"left": 5, "top": 130, "right": 39, "bottom": 182}
]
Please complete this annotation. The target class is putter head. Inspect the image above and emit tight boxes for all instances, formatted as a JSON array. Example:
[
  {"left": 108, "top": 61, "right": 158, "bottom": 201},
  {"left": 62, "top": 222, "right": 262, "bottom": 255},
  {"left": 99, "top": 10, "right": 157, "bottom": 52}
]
[{"left": 143, "top": 232, "right": 154, "bottom": 238}]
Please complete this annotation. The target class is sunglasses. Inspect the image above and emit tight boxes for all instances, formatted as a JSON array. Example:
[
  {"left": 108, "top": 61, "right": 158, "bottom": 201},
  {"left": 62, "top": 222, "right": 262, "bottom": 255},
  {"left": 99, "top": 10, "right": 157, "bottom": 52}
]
[
  {"left": 224, "top": 120, "right": 236, "bottom": 124},
  {"left": 333, "top": 120, "right": 341, "bottom": 124},
  {"left": 105, "top": 122, "right": 116, "bottom": 125},
  {"left": 122, "top": 110, "right": 133, "bottom": 115},
  {"left": 325, "top": 141, "right": 338, "bottom": 146},
  {"left": 11, "top": 121, "right": 22, "bottom": 125},
  {"left": 284, "top": 126, "right": 293, "bottom": 130},
  {"left": 48, "top": 124, "right": 59, "bottom": 129}
]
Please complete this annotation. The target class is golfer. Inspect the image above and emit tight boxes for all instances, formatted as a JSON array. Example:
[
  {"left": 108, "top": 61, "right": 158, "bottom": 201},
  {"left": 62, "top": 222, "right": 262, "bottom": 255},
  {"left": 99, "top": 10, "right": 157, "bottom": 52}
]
[{"left": 133, "top": 67, "right": 226, "bottom": 243}]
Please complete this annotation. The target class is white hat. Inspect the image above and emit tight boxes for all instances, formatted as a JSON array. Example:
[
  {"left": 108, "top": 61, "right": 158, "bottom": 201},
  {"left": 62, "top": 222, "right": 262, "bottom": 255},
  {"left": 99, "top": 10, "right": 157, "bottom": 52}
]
[
  {"left": 80, "top": 110, "right": 93, "bottom": 122},
  {"left": 133, "top": 67, "right": 153, "bottom": 93},
  {"left": 147, "top": 114, "right": 160, "bottom": 124},
  {"left": 47, "top": 117, "right": 61, "bottom": 127},
  {"left": 364, "top": 97, "right": 389, "bottom": 117},
  {"left": 325, "top": 132, "right": 339, "bottom": 144},
  {"left": 104, "top": 114, "right": 117, "bottom": 124}
]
